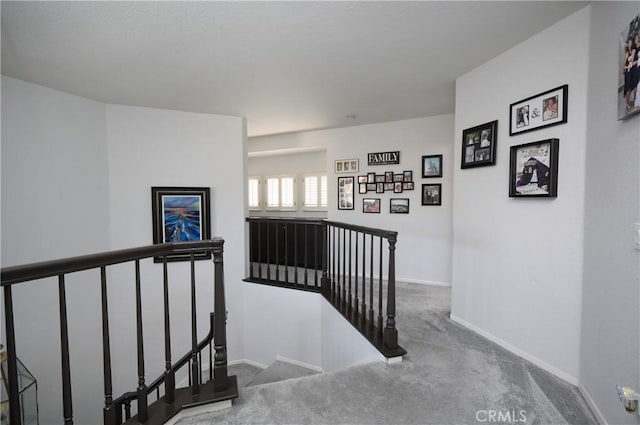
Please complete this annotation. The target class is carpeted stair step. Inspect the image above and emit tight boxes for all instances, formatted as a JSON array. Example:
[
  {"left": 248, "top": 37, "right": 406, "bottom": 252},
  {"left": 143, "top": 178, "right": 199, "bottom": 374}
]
[{"left": 246, "top": 360, "right": 320, "bottom": 387}]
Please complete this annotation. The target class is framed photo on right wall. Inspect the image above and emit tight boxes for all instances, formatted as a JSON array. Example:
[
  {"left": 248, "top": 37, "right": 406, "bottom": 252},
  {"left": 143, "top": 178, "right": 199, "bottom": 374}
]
[
  {"left": 461, "top": 120, "right": 497, "bottom": 169},
  {"left": 509, "top": 139, "right": 559, "bottom": 198}
]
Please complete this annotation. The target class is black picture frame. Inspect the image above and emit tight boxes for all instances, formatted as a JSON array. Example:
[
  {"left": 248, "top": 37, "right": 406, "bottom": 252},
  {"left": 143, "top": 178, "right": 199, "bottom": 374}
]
[
  {"left": 403, "top": 170, "right": 413, "bottom": 182},
  {"left": 509, "top": 85, "right": 568, "bottom": 136},
  {"left": 421, "top": 184, "right": 442, "bottom": 206},
  {"left": 359, "top": 183, "right": 367, "bottom": 194},
  {"left": 338, "top": 176, "right": 355, "bottom": 210},
  {"left": 390, "top": 198, "right": 410, "bottom": 214},
  {"left": 461, "top": 120, "right": 498, "bottom": 169},
  {"left": 151, "top": 186, "right": 211, "bottom": 262},
  {"left": 509, "top": 139, "right": 559, "bottom": 198},
  {"left": 422, "top": 154, "right": 443, "bottom": 177},
  {"left": 363, "top": 198, "right": 381, "bottom": 213}
]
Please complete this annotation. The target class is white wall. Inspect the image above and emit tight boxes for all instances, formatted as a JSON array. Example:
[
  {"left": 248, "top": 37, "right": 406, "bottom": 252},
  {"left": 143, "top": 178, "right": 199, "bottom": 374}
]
[
  {"left": 242, "top": 284, "right": 322, "bottom": 368},
  {"left": 451, "top": 7, "right": 591, "bottom": 385},
  {"left": 1, "top": 76, "right": 111, "bottom": 424},
  {"left": 253, "top": 116, "right": 454, "bottom": 285},
  {"left": 242, "top": 283, "right": 383, "bottom": 372},
  {"left": 105, "top": 105, "right": 247, "bottom": 407},
  {"left": 581, "top": 3, "right": 640, "bottom": 424}
]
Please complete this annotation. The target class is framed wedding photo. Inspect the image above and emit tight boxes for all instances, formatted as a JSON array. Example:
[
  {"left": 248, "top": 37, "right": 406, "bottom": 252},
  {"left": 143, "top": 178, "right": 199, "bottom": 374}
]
[
  {"left": 509, "top": 85, "right": 568, "bottom": 136},
  {"left": 422, "top": 154, "right": 443, "bottom": 177},
  {"left": 461, "top": 120, "right": 497, "bottom": 169},
  {"left": 509, "top": 139, "right": 559, "bottom": 198},
  {"left": 618, "top": 13, "right": 640, "bottom": 120}
]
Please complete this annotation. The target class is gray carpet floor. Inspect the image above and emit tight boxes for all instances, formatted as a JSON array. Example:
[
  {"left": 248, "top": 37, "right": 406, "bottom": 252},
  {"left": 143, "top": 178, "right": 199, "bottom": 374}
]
[{"left": 178, "top": 283, "right": 598, "bottom": 424}]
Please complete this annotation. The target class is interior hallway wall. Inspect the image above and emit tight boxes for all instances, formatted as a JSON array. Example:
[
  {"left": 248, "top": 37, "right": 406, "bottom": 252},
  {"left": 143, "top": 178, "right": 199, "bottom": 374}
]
[
  {"left": 580, "top": 2, "right": 640, "bottom": 424},
  {"left": 1, "top": 76, "right": 111, "bottom": 424},
  {"left": 451, "top": 7, "right": 591, "bottom": 384}
]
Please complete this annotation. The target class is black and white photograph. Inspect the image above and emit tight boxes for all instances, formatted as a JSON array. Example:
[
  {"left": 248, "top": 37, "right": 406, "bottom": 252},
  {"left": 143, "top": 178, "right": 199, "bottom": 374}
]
[
  {"left": 421, "top": 184, "right": 442, "bottom": 206},
  {"left": 509, "top": 139, "right": 559, "bottom": 198},
  {"left": 390, "top": 198, "right": 410, "bottom": 214}
]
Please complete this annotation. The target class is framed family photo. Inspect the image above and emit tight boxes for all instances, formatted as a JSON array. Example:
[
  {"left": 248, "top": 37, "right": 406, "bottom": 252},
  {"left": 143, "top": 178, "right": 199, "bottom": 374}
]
[
  {"left": 422, "top": 154, "right": 443, "bottom": 177},
  {"left": 461, "top": 120, "right": 497, "bottom": 169},
  {"left": 509, "top": 139, "right": 559, "bottom": 198},
  {"left": 618, "top": 12, "right": 640, "bottom": 120},
  {"left": 421, "top": 184, "right": 442, "bottom": 206},
  {"left": 338, "top": 176, "right": 355, "bottom": 210},
  {"left": 151, "top": 186, "right": 211, "bottom": 262},
  {"left": 335, "top": 159, "right": 359, "bottom": 173},
  {"left": 509, "top": 85, "right": 568, "bottom": 135}
]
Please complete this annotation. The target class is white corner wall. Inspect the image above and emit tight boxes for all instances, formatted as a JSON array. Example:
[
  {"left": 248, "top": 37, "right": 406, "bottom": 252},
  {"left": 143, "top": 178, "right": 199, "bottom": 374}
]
[
  {"left": 105, "top": 104, "right": 247, "bottom": 400},
  {"left": 451, "top": 7, "right": 591, "bottom": 384},
  {"left": 581, "top": 3, "right": 640, "bottom": 424},
  {"left": 1, "top": 76, "right": 111, "bottom": 424},
  {"left": 242, "top": 282, "right": 383, "bottom": 372}
]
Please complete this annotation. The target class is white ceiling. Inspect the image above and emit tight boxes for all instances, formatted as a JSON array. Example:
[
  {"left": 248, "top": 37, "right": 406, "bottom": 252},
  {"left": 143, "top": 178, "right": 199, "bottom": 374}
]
[{"left": 1, "top": 1, "right": 587, "bottom": 137}]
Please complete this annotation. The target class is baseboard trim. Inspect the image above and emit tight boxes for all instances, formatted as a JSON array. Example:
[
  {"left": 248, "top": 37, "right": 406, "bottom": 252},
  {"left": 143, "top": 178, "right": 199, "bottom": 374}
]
[
  {"left": 397, "top": 277, "right": 451, "bottom": 287},
  {"left": 276, "top": 355, "right": 324, "bottom": 373},
  {"left": 578, "top": 383, "right": 607, "bottom": 425},
  {"left": 449, "top": 314, "right": 578, "bottom": 386},
  {"left": 228, "top": 358, "right": 268, "bottom": 370}
]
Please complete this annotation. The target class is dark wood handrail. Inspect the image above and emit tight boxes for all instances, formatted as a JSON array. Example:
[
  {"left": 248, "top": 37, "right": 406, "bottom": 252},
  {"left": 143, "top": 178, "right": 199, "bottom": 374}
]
[
  {"left": 245, "top": 217, "right": 397, "bottom": 240},
  {"left": 1, "top": 239, "right": 223, "bottom": 286}
]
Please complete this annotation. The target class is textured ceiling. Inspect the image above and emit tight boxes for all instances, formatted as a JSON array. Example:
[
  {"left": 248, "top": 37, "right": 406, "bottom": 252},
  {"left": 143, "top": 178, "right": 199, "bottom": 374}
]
[{"left": 1, "top": 1, "right": 587, "bottom": 137}]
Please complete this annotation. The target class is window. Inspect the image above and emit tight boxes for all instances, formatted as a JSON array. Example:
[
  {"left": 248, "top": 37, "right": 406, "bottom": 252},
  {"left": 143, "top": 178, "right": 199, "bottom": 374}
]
[
  {"left": 265, "top": 174, "right": 297, "bottom": 210},
  {"left": 303, "top": 173, "right": 327, "bottom": 210},
  {"left": 248, "top": 177, "right": 261, "bottom": 209}
]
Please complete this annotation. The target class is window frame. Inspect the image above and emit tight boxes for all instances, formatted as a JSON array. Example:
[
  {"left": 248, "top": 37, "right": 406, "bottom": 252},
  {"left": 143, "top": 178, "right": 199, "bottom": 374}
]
[
  {"left": 264, "top": 174, "right": 298, "bottom": 211},
  {"left": 302, "top": 172, "right": 328, "bottom": 211}
]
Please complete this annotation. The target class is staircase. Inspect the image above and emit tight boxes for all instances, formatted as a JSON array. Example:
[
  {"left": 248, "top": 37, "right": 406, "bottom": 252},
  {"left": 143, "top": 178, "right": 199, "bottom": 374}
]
[{"left": 232, "top": 361, "right": 321, "bottom": 388}]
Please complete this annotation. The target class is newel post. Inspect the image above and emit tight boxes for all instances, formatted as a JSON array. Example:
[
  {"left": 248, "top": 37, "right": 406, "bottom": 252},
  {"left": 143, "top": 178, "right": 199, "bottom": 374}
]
[
  {"left": 320, "top": 222, "right": 330, "bottom": 297},
  {"left": 383, "top": 234, "right": 398, "bottom": 349},
  {"left": 212, "top": 239, "right": 230, "bottom": 392}
]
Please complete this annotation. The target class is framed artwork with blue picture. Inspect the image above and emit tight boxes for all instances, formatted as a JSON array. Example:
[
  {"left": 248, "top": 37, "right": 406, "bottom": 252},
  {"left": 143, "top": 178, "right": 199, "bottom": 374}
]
[{"left": 151, "top": 186, "right": 211, "bottom": 262}]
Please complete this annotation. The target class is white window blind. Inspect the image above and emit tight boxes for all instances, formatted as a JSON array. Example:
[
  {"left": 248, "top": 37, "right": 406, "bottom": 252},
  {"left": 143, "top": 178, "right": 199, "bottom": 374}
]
[
  {"left": 248, "top": 177, "right": 260, "bottom": 209},
  {"left": 265, "top": 175, "right": 296, "bottom": 210},
  {"left": 266, "top": 177, "right": 280, "bottom": 208},
  {"left": 303, "top": 173, "right": 327, "bottom": 210}
]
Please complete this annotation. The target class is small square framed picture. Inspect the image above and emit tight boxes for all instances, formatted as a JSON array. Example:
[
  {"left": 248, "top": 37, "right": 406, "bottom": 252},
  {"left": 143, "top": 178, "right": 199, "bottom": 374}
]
[
  {"left": 385, "top": 171, "right": 394, "bottom": 182},
  {"left": 393, "top": 174, "right": 403, "bottom": 183},
  {"left": 359, "top": 183, "right": 367, "bottom": 194},
  {"left": 366, "top": 183, "right": 376, "bottom": 191},
  {"left": 367, "top": 172, "right": 376, "bottom": 183},
  {"left": 509, "top": 138, "right": 559, "bottom": 198},
  {"left": 403, "top": 170, "right": 413, "bottom": 182},
  {"left": 402, "top": 182, "right": 414, "bottom": 191},
  {"left": 376, "top": 182, "right": 384, "bottom": 193},
  {"left": 363, "top": 198, "right": 381, "bottom": 213},
  {"left": 422, "top": 184, "right": 442, "bottom": 206},
  {"left": 390, "top": 198, "right": 410, "bottom": 214},
  {"left": 358, "top": 175, "right": 368, "bottom": 184},
  {"left": 384, "top": 182, "right": 394, "bottom": 191},
  {"left": 393, "top": 182, "right": 403, "bottom": 193},
  {"left": 422, "top": 155, "right": 443, "bottom": 178}
]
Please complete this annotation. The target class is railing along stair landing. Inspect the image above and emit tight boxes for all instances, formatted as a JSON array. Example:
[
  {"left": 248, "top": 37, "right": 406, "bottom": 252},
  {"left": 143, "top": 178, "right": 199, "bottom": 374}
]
[
  {"left": 246, "top": 217, "right": 407, "bottom": 359},
  {"left": 1, "top": 240, "right": 237, "bottom": 425}
]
